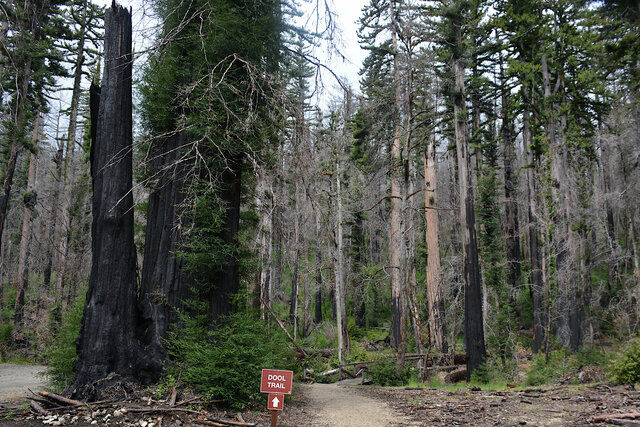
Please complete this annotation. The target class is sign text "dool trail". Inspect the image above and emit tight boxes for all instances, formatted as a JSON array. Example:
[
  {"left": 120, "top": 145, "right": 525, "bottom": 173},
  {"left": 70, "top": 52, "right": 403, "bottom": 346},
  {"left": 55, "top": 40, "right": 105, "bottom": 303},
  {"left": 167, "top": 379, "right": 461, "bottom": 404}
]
[{"left": 260, "top": 369, "right": 293, "bottom": 395}]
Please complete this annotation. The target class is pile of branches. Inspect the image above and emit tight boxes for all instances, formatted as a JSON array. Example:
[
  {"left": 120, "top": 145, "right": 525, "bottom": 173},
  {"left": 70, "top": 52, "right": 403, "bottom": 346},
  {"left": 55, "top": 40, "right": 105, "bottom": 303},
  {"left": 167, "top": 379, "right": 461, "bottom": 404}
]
[{"left": 20, "top": 390, "right": 257, "bottom": 426}]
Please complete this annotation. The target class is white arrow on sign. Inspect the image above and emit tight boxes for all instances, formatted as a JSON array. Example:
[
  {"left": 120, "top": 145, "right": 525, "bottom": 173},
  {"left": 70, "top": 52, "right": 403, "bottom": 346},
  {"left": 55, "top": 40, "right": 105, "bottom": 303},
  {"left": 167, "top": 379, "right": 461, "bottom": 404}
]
[{"left": 272, "top": 396, "right": 280, "bottom": 408}]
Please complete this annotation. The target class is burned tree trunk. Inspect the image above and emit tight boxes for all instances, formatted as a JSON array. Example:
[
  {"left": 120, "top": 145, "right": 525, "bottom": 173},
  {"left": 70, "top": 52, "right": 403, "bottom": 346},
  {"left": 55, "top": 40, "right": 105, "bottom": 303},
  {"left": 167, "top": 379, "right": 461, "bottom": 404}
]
[
  {"left": 138, "top": 131, "right": 194, "bottom": 379},
  {"left": 208, "top": 154, "right": 242, "bottom": 325},
  {"left": 71, "top": 4, "right": 145, "bottom": 399},
  {"left": 451, "top": 13, "right": 486, "bottom": 378}
]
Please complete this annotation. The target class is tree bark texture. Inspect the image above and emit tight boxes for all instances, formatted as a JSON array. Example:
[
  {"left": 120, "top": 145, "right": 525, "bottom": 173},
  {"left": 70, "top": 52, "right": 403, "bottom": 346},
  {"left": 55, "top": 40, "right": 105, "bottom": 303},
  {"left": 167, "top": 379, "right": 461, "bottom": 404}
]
[
  {"left": 334, "top": 159, "right": 348, "bottom": 363},
  {"left": 452, "top": 25, "right": 486, "bottom": 378},
  {"left": 43, "top": 143, "right": 63, "bottom": 292},
  {"left": 501, "top": 70, "right": 521, "bottom": 302},
  {"left": 13, "top": 147, "right": 39, "bottom": 337},
  {"left": 424, "top": 146, "right": 448, "bottom": 353},
  {"left": 72, "top": 4, "right": 145, "bottom": 399},
  {"left": 523, "top": 104, "right": 545, "bottom": 354},
  {"left": 314, "top": 209, "right": 323, "bottom": 325},
  {"left": 258, "top": 178, "right": 273, "bottom": 316},
  {"left": 139, "top": 130, "right": 194, "bottom": 379},
  {"left": 208, "top": 154, "right": 242, "bottom": 325},
  {"left": 389, "top": 0, "right": 408, "bottom": 368},
  {"left": 55, "top": 0, "right": 87, "bottom": 299}
]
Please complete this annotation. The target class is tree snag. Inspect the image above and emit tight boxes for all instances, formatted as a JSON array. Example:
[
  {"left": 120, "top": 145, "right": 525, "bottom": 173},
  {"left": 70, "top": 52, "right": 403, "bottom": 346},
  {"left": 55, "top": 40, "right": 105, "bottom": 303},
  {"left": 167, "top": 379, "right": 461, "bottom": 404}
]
[{"left": 71, "top": 3, "right": 146, "bottom": 399}]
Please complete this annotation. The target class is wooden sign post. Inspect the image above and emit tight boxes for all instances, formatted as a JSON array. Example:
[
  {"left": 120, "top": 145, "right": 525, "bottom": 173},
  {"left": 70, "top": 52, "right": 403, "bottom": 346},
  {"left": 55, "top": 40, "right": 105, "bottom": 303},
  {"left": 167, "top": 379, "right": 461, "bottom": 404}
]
[{"left": 260, "top": 369, "right": 293, "bottom": 427}]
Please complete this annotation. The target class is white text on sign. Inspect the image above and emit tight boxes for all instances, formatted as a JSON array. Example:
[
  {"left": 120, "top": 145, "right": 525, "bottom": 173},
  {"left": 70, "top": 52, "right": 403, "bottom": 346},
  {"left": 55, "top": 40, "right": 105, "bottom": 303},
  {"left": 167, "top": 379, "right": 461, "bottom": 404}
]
[{"left": 260, "top": 369, "right": 293, "bottom": 395}]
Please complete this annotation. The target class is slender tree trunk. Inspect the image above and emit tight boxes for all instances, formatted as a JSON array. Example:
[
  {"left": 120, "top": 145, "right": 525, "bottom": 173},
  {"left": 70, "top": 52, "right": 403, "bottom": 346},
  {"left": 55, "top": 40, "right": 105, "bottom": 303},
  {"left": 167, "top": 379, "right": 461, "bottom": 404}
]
[
  {"left": 0, "top": 20, "right": 7, "bottom": 78},
  {"left": 289, "top": 184, "right": 300, "bottom": 337},
  {"left": 43, "top": 137, "right": 63, "bottom": 292},
  {"left": 0, "top": 238, "right": 12, "bottom": 312},
  {"left": 599, "top": 129, "right": 618, "bottom": 299},
  {"left": 302, "top": 245, "right": 311, "bottom": 338},
  {"left": 389, "top": 0, "right": 408, "bottom": 371},
  {"left": 314, "top": 209, "right": 323, "bottom": 325},
  {"left": 452, "top": 19, "right": 486, "bottom": 378},
  {"left": 72, "top": 5, "right": 144, "bottom": 399},
  {"left": 272, "top": 180, "right": 283, "bottom": 300},
  {"left": 524, "top": 103, "right": 545, "bottom": 354},
  {"left": 501, "top": 64, "right": 521, "bottom": 307},
  {"left": 424, "top": 145, "right": 448, "bottom": 353},
  {"left": 55, "top": 1, "right": 88, "bottom": 301},
  {"left": 13, "top": 137, "right": 40, "bottom": 339},
  {"left": 0, "top": 54, "right": 31, "bottom": 252},
  {"left": 334, "top": 158, "right": 348, "bottom": 364},
  {"left": 259, "top": 179, "right": 273, "bottom": 317}
]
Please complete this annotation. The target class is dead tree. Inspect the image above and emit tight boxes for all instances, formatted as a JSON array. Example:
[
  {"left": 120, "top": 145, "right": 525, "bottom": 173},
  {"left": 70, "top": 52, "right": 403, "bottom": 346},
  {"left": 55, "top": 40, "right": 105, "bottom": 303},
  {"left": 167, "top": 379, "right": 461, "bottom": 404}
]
[{"left": 71, "top": 4, "right": 146, "bottom": 399}]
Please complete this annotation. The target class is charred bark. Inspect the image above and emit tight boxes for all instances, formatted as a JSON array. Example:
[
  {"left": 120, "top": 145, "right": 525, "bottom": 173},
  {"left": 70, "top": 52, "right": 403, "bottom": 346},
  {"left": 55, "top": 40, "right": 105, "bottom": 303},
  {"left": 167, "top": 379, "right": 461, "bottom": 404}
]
[
  {"left": 208, "top": 155, "right": 242, "bottom": 325},
  {"left": 452, "top": 18, "right": 486, "bottom": 378},
  {"left": 138, "top": 130, "right": 194, "bottom": 379},
  {"left": 71, "top": 4, "right": 145, "bottom": 399}
]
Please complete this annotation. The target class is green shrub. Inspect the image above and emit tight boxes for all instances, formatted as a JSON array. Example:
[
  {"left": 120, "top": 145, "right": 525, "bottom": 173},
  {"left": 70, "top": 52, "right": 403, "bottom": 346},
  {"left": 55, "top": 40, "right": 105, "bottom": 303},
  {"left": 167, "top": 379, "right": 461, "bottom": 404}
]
[
  {"left": 0, "top": 322, "right": 13, "bottom": 362},
  {"left": 526, "top": 351, "right": 566, "bottom": 386},
  {"left": 167, "top": 311, "right": 295, "bottom": 410},
  {"left": 369, "top": 358, "right": 411, "bottom": 386},
  {"left": 611, "top": 339, "right": 640, "bottom": 384},
  {"left": 575, "top": 346, "right": 609, "bottom": 368},
  {"left": 470, "top": 362, "right": 490, "bottom": 384},
  {"left": 44, "top": 296, "right": 85, "bottom": 392}
]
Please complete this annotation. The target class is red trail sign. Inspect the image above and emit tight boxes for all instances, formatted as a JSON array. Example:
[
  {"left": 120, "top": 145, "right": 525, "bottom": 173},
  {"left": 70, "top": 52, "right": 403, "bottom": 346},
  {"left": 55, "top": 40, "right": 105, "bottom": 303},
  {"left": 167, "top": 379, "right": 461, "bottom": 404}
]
[
  {"left": 267, "top": 393, "right": 284, "bottom": 411},
  {"left": 260, "top": 369, "right": 293, "bottom": 395}
]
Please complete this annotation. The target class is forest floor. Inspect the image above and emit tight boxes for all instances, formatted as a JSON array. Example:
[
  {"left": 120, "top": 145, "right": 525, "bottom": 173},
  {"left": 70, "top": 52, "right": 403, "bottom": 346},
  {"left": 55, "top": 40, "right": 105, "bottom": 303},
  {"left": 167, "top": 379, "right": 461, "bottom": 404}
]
[
  {"left": 280, "top": 379, "right": 640, "bottom": 426},
  {"left": 1, "top": 366, "right": 640, "bottom": 426}
]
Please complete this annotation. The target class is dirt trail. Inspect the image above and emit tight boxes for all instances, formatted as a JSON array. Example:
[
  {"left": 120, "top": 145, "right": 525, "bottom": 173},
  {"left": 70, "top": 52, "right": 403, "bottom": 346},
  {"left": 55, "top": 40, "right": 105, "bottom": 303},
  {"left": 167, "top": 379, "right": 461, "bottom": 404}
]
[
  {"left": 289, "top": 379, "right": 419, "bottom": 427},
  {"left": 0, "top": 364, "right": 47, "bottom": 403}
]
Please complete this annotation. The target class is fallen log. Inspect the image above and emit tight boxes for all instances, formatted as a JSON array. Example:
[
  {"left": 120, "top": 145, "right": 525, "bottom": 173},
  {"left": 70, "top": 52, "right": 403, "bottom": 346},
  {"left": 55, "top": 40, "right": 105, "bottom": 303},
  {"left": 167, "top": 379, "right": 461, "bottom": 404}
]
[
  {"left": 205, "top": 416, "right": 256, "bottom": 426},
  {"left": 125, "top": 407, "right": 203, "bottom": 415},
  {"left": 404, "top": 353, "right": 467, "bottom": 366},
  {"left": 175, "top": 396, "right": 203, "bottom": 407},
  {"left": 593, "top": 413, "right": 640, "bottom": 423},
  {"left": 38, "top": 391, "right": 85, "bottom": 407},
  {"left": 601, "top": 419, "right": 640, "bottom": 426},
  {"left": 29, "top": 401, "right": 48, "bottom": 416},
  {"left": 425, "top": 365, "right": 460, "bottom": 374},
  {"left": 444, "top": 368, "right": 467, "bottom": 383}
]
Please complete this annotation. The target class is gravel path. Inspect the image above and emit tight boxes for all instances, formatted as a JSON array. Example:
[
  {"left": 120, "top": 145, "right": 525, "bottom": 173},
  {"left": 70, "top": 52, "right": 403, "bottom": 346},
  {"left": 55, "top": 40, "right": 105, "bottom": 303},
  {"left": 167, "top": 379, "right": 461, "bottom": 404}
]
[
  {"left": 294, "top": 379, "right": 419, "bottom": 427},
  {"left": 0, "top": 364, "right": 47, "bottom": 402}
]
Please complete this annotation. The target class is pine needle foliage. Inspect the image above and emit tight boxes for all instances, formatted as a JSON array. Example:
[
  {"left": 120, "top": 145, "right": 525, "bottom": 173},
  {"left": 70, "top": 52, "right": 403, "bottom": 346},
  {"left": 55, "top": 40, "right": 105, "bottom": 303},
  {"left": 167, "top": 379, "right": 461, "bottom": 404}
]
[
  {"left": 612, "top": 339, "right": 640, "bottom": 385},
  {"left": 44, "top": 295, "right": 85, "bottom": 392},
  {"left": 167, "top": 311, "right": 295, "bottom": 410}
]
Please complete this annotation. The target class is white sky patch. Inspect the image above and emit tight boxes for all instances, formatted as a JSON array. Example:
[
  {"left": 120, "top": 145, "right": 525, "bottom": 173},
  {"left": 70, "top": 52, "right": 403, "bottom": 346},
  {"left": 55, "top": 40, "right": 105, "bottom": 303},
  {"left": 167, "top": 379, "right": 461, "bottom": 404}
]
[
  {"left": 93, "top": 0, "right": 368, "bottom": 107},
  {"left": 308, "top": 1, "right": 368, "bottom": 98}
]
